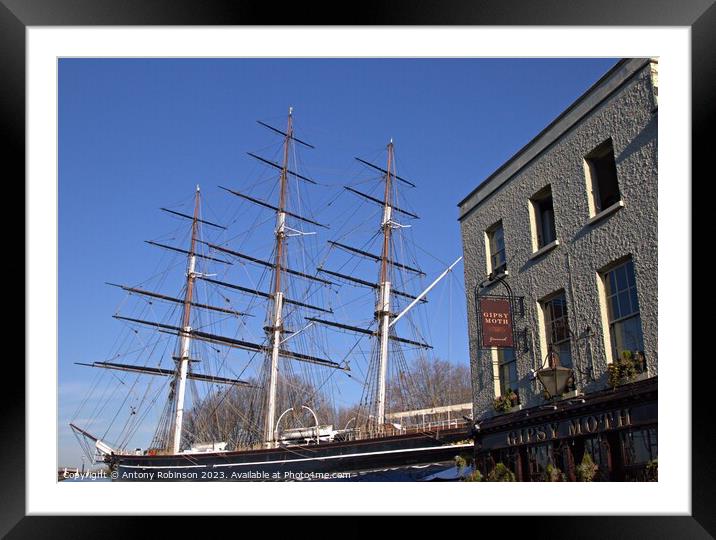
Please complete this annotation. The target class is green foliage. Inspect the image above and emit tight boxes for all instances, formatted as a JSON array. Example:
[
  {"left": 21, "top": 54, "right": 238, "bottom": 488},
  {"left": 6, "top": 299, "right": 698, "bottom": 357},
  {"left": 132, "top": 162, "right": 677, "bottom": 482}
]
[
  {"left": 487, "top": 462, "right": 516, "bottom": 482},
  {"left": 455, "top": 454, "right": 481, "bottom": 481},
  {"left": 576, "top": 453, "right": 598, "bottom": 482},
  {"left": 493, "top": 395, "right": 512, "bottom": 413},
  {"left": 454, "top": 454, "right": 470, "bottom": 471},
  {"left": 607, "top": 350, "right": 641, "bottom": 387},
  {"left": 493, "top": 388, "right": 518, "bottom": 413},
  {"left": 462, "top": 469, "right": 483, "bottom": 482},
  {"left": 543, "top": 463, "right": 566, "bottom": 482},
  {"left": 645, "top": 459, "right": 658, "bottom": 481}
]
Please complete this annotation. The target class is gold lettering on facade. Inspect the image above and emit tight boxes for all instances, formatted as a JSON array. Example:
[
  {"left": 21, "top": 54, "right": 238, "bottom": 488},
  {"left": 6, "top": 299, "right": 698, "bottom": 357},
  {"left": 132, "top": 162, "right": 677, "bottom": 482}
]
[
  {"left": 525, "top": 427, "right": 535, "bottom": 443},
  {"left": 504, "top": 408, "right": 636, "bottom": 447}
]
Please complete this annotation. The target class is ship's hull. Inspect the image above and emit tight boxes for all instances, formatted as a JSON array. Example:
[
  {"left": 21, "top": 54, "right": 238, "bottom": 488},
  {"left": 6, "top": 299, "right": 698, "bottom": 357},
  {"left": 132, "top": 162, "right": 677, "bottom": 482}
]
[{"left": 108, "top": 427, "right": 473, "bottom": 481}]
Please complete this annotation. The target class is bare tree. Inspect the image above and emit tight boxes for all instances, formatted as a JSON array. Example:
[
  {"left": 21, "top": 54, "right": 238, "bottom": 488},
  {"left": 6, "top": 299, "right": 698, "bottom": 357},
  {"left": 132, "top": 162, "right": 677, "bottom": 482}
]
[
  {"left": 186, "top": 356, "right": 472, "bottom": 445},
  {"left": 183, "top": 373, "right": 335, "bottom": 448},
  {"left": 335, "top": 403, "right": 362, "bottom": 431},
  {"left": 387, "top": 356, "right": 471, "bottom": 412}
]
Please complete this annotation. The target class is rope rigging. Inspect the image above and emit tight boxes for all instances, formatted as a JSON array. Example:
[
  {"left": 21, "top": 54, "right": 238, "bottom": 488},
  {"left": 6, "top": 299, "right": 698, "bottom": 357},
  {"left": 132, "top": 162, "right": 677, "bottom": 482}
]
[{"left": 70, "top": 116, "right": 465, "bottom": 460}]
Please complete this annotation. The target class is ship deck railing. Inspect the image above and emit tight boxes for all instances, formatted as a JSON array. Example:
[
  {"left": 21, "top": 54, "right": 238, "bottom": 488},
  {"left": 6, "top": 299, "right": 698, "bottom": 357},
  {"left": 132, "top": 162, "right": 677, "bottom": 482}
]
[{"left": 344, "top": 418, "right": 468, "bottom": 441}]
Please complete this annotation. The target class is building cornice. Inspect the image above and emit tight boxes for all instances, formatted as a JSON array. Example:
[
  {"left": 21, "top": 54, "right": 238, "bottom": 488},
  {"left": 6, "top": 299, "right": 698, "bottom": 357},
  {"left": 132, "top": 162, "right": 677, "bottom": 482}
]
[{"left": 476, "top": 376, "right": 657, "bottom": 433}]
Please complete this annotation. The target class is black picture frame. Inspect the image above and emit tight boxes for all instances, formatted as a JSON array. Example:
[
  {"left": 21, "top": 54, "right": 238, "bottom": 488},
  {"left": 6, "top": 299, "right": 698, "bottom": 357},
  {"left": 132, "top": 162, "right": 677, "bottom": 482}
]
[{"left": 7, "top": 0, "right": 709, "bottom": 536}]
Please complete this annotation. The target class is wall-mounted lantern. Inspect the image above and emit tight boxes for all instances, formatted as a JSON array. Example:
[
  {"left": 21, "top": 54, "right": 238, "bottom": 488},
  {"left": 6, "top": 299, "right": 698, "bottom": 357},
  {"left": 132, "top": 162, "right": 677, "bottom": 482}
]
[{"left": 536, "top": 346, "right": 573, "bottom": 399}]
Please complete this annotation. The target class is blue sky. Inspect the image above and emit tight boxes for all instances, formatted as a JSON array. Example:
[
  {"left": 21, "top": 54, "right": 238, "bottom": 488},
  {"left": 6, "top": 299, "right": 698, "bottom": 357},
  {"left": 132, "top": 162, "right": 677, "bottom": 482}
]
[{"left": 58, "top": 57, "right": 619, "bottom": 466}]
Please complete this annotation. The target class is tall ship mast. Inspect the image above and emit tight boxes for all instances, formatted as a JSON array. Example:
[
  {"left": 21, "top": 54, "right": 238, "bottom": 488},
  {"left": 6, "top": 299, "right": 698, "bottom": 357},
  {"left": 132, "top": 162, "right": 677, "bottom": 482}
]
[{"left": 70, "top": 110, "right": 466, "bottom": 480}]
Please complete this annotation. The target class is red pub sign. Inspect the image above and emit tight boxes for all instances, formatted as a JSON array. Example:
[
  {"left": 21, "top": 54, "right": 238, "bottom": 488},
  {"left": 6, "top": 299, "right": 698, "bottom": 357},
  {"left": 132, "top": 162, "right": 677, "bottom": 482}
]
[{"left": 479, "top": 297, "right": 514, "bottom": 348}]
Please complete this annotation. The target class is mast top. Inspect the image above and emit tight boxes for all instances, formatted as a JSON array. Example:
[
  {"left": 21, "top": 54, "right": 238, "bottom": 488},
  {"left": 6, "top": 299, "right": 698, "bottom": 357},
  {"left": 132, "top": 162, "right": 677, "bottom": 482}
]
[
  {"left": 196, "top": 184, "right": 201, "bottom": 192},
  {"left": 289, "top": 106, "right": 293, "bottom": 116}
]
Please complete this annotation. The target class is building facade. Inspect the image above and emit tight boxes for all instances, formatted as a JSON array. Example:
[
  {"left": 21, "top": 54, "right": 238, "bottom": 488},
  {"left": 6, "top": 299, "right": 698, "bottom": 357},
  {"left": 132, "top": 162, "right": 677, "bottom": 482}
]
[{"left": 458, "top": 58, "right": 658, "bottom": 481}]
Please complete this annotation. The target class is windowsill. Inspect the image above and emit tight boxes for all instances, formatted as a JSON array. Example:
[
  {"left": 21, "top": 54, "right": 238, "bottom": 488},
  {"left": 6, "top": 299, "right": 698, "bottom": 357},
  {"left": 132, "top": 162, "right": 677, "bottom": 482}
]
[
  {"left": 494, "top": 403, "right": 523, "bottom": 416},
  {"left": 611, "top": 371, "right": 651, "bottom": 387},
  {"left": 557, "top": 390, "right": 583, "bottom": 401},
  {"left": 588, "top": 200, "right": 624, "bottom": 226},
  {"left": 529, "top": 239, "right": 560, "bottom": 261}
]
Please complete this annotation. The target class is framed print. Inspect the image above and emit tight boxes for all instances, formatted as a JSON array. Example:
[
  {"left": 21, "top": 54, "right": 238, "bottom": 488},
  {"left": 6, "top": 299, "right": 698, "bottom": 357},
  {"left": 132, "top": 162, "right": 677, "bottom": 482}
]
[{"left": 7, "top": 0, "right": 711, "bottom": 535}]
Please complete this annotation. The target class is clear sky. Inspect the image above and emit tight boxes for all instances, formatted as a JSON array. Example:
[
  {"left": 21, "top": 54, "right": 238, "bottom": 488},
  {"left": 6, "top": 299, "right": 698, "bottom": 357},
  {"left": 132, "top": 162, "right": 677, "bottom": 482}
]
[{"left": 58, "top": 57, "right": 619, "bottom": 467}]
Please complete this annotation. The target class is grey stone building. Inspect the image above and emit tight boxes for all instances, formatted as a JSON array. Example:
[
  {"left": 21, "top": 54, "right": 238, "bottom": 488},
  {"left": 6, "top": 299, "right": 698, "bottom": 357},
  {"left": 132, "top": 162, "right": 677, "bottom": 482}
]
[{"left": 458, "top": 58, "right": 658, "bottom": 481}]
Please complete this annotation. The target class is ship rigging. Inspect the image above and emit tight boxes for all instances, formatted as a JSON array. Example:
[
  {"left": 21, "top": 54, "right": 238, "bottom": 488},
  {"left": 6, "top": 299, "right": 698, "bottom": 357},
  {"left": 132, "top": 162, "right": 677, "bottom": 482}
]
[{"left": 70, "top": 109, "right": 465, "bottom": 478}]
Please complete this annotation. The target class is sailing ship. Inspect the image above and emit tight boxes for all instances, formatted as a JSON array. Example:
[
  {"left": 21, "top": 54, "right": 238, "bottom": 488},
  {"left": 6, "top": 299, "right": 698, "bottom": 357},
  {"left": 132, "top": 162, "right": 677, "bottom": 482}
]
[{"left": 69, "top": 109, "right": 468, "bottom": 481}]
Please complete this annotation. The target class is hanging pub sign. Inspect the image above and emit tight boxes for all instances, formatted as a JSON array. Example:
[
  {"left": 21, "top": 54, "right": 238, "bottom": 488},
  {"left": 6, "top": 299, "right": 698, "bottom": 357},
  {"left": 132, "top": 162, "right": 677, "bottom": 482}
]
[{"left": 479, "top": 296, "right": 514, "bottom": 348}]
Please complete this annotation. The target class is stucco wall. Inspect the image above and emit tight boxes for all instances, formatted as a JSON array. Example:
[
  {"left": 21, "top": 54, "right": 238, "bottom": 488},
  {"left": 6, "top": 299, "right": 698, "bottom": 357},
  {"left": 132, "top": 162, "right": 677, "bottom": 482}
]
[{"left": 459, "top": 60, "right": 658, "bottom": 421}]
